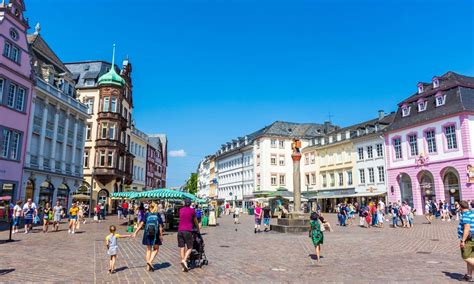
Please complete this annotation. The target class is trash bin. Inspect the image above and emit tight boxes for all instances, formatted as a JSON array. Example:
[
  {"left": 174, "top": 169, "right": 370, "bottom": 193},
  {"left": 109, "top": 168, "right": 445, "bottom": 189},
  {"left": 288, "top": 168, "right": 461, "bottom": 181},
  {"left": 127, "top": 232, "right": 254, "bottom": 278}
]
[
  {"left": 248, "top": 208, "right": 254, "bottom": 215},
  {"left": 202, "top": 216, "right": 209, "bottom": 227}
]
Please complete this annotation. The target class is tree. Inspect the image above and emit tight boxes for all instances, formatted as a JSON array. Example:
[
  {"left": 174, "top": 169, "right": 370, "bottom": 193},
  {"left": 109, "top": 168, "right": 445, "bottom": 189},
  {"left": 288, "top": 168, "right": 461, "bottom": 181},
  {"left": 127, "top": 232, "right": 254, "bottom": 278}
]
[{"left": 183, "top": 173, "right": 198, "bottom": 195}]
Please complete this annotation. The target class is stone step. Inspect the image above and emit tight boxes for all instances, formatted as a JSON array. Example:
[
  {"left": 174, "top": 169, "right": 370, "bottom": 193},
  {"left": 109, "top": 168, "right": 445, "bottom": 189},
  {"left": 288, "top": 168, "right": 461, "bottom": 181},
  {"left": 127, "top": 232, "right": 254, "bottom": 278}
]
[
  {"left": 270, "top": 224, "right": 310, "bottom": 233},
  {"left": 277, "top": 218, "right": 311, "bottom": 226}
]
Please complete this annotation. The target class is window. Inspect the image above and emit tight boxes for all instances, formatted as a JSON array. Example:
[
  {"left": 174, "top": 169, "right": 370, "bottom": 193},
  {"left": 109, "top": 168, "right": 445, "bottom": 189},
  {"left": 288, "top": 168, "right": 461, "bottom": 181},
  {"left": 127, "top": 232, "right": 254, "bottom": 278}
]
[
  {"left": 402, "top": 106, "right": 411, "bottom": 117},
  {"left": 3, "top": 42, "right": 11, "bottom": 57},
  {"left": 322, "top": 174, "right": 327, "bottom": 187},
  {"left": 347, "top": 171, "right": 353, "bottom": 185},
  {"left": 376, "top": 144, "right": 383, "bottom": 157},
  {"left": 409, "top": 134, "right": 418, "bottom": 156},
  {"left": 304, "top": 153, "right": 309, "bottom": 165},
  {"left": 330, "top": 173, "right": 335, "bottom": 187},
  {"left": 107, "top": 151, "right": 113, "bottom": 167},
  {"left": 85, "top": 98, "right": 94, "bottom": 114},
  {"left": 271, "top": 139, "right": 277, "bottom": 148},
  {"left": 109, "top": 124, "right": 116, "bottom": 140},
  {"left": 311, "top": 173, "right": 316, "bottom": 185},
  {"left": 7, "top": 83, "right": 16, "bottom": 108},
  {"left": 418, "top": 101, "right": 427, "bottom": 112},
  {"left": 101, "top": 122, "right": 107, "bottom": 139},
  {"left": 368, "top": 168, "right": 375, "bottom": 183},
  {"left": 305, "top": 174, "right": 310, "bottom": 185},
  {"left": 394, "top": 138, "right": 402, "bottom": 159},
  {"left": 445, "top": 125, "right": 457, "bottom": 149},
  {"left": 15, "top": 87, "right": 25, "bottom": 111},
  {"left": 0, "top": 78, "right": 3, "bottom": 102},
  {"left": 256, "top": 140, "right": 260, "bottom": 149},
  {"left": 279, "top": 174, "right": 285, "bottom": 186},
  {"left": 11, "top": 46, "right": 19, "bottom": 62},
  {"left": 359, "top": 169, "right": 366, "bottom": 184},
  {"left": 367, "top": 146, "right": 373, "bottom": 159},
  {"left": 436, "top": 95, "right": 446, "bottom": 107},
  {"left": 426, "top": 130, "right": 437, "bottom": 153},
  {"left": 85, "top": 79, "right": 95, "bottom": 86},
  {"left": 99, "top": 150, "right": 106, "bottom": 166},
  {"left": 378, "top": 166, "right": 385, "bottom": 183},
  {"left": 279, "top": 155, "right": 285, "bottom": 166},
  {"left": 279, "top": 140, "right": 284, "bottom": 149},
  {"left": 257, "top": 173, "right": 261, "bottom": 186},
  {"left": 270, "top": 154, "right": 277, "bottom": 165},
  {"left": 111, "top": 97, "right": 117, "bottom": 112},
  {"left": 83, "top": 150, "right": 89, "bottom": 167},
  {"left": 9, "top": 132, "right": 19, "bottom": 160},
  {"left": 338, "top": 172, "right": 343, "bottom": 186},
  {"left": 433, "top": 78, "right": 439, "bottom": 88},
  {"left": 271, "top": 174, "right": 277, "bottom": 186},
  {"left": 1, "top": 129, "right": 11, "bottom": 158},
  {"left": 357, "top": 147, "right": 364, "bottom": 160},
  {"left": 86, "top": 124, "right": 92, "bottom": 140},
  {"left": 103, "top": 97, "right": 109, "bottom": 112},
  {"left": 310, "top": 152, "right": 315, "bottom": 164}
]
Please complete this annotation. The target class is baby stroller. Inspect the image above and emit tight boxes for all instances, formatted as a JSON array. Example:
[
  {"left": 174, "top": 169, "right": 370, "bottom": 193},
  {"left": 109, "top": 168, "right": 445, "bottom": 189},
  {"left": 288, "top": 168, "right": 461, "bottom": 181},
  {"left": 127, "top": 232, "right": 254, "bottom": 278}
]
[{"left": 188, "top": 231, "right": 208, "bottom": 268}]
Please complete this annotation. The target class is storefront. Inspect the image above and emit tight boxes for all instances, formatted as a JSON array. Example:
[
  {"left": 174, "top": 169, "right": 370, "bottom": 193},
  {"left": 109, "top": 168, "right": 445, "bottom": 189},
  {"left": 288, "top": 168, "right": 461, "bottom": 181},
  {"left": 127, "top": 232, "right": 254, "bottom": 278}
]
[
  {"left": 0, "top": 180, "right": 16, "bottom": 201},
  {"left": 57, "top": 183, "right": 70, "bottom": 207},
  {"left": 304, "top": 189, "right": 386, "bottom": 213},
  {"left": 25, "top": 179, "right": 35, "bottom": 201},
  {"left": 39, "top": 181, "right": 54, "bottom": 208}
]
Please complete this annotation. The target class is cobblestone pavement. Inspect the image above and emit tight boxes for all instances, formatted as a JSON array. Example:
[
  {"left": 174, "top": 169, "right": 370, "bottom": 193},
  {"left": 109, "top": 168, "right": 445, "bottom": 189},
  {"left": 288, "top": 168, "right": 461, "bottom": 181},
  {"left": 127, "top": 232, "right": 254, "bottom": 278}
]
[{"left": 0, "top": 213, "right": 466, "bottom": 283}]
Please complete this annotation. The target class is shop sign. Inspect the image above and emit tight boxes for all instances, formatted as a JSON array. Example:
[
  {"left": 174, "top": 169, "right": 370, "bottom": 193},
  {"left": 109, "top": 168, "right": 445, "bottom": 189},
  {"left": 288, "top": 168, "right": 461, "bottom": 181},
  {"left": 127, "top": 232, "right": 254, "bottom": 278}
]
[
  {"left": 2, "top": 183, "right": 13, "bottom": 190},
  {"left": 468, "top": 165, "right": 474, "bottom": 184}
]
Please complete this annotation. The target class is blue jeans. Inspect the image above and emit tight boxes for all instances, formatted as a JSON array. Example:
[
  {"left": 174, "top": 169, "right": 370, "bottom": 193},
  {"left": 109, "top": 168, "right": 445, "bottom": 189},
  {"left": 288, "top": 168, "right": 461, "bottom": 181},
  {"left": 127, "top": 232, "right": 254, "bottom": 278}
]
[{"left": 392, "top": 216, "right": 398, "bottom": 226}]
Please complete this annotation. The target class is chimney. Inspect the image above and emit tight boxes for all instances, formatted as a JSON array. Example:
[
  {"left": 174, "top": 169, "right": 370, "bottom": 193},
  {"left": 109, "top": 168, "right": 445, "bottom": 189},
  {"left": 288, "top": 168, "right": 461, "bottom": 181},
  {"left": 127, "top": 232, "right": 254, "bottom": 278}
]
[
  {"left": 324, "top": 121, "right": 331, "bottom": 134},
  {"left": 378, "top": 110, "right": 385, "bottom": 120}
]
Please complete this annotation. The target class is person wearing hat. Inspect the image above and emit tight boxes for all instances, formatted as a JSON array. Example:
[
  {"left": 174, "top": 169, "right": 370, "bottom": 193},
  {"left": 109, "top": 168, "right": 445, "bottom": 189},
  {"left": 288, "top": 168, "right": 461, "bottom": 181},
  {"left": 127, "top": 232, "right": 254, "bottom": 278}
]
[
  {"left": 458, "top": 200, "right": 474, "bottom": 281},
  {"left": 178, "top": 198, "right": 199, "bottom": 272}
]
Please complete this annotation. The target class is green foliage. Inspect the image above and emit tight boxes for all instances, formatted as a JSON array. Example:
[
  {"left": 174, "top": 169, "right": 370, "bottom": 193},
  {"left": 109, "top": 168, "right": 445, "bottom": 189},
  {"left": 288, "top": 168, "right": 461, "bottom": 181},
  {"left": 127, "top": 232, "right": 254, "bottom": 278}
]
[{"left": 183, "top": 173, "right": 198, "bottom": 195}]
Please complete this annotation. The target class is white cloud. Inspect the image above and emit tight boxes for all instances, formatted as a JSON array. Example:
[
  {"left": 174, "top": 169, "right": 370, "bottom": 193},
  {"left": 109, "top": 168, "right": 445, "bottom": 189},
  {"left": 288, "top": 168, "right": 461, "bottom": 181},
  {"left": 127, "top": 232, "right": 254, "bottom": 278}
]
[{"left": 169, "top": 149, "right": 187, "bottom": 158}]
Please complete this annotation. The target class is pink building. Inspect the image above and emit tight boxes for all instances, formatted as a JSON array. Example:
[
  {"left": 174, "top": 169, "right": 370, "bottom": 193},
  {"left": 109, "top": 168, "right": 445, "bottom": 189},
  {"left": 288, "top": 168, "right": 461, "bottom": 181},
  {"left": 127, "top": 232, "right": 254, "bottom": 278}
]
[
  {"left": 386, "top": 72, "right": 474, "bottom": 214},
  {"left": 0, "top": 0, "right": 34, "bottom": 200}
]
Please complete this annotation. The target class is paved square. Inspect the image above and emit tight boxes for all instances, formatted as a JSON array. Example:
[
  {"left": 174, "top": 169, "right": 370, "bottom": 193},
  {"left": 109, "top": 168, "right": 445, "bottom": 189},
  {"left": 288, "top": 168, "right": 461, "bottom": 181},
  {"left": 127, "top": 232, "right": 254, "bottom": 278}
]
[{"left": 0, "top": 214, "right": 465, "bottom": 283}]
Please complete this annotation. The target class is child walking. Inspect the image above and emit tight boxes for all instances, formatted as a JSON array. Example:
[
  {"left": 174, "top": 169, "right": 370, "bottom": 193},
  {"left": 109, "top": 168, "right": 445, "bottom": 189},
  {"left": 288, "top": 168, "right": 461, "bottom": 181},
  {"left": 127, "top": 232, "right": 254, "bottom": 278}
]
[{"left": 105, "top": 225, "right": 132, "bottom": 274}]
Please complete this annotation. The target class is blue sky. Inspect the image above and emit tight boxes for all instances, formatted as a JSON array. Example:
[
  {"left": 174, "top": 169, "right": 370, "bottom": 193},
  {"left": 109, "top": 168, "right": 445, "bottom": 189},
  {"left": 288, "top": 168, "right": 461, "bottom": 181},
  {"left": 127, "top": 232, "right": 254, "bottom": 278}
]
[{"left": 26, "top": 0, "right": 473, "bottom": 187}]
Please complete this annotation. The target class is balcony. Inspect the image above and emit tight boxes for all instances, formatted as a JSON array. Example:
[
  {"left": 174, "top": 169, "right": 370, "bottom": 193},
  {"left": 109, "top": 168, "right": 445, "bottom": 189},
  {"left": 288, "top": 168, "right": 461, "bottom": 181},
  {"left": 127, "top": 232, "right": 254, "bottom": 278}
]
[
  {"left": 35, "top": 78, "right": 88, "bottom": 114},
  {"left": 95, "top": 139, "right": 126, "bottom": 152},
  {"left": 65, "top": 163, "right": 72, "bottom": 175},
  {"left": 43, "top": 158, "right": 50, "bottom": 171},
  {"left": 97, "top": 111, "right": 127, "bottom": 128},
  {"left": 55, "top": 161, "right": 62, "bottom": 173}
]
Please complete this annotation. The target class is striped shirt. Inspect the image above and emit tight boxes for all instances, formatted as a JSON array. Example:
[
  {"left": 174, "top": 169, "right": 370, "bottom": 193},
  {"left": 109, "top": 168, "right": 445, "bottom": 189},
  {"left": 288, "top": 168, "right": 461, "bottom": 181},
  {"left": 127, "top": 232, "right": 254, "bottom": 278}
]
[{"left": 458, "top": 210, "right": 474, "bottom": 239}]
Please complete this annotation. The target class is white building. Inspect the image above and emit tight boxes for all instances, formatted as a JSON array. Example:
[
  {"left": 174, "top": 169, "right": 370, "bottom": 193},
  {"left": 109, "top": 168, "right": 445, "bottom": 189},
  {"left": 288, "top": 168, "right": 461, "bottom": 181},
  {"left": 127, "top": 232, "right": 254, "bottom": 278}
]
[
  {"left": 197, "top": 156, "right": 211, "bottom": 198},
  {"left": 22, "top": 31, "right": 88, "bottom": 208}
]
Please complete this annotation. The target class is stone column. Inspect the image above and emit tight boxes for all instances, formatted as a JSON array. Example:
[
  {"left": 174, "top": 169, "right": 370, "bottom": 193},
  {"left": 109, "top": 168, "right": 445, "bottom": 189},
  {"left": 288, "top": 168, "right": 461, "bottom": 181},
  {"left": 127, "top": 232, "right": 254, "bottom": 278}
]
[
  {"left": 25, "top": 95, "right": 36, "bottom": 166},
  {"left": 61, "top": 111, "right": 70, "bottom": 172},
  {"left": 292, "top": 152, "right": 302, "bottom": 213},
  {"left": 38, "top": 98, "right": 49, "bottom": 169},
  {"left": 50, "top": 105, "right": 60, "bottom": 170}
]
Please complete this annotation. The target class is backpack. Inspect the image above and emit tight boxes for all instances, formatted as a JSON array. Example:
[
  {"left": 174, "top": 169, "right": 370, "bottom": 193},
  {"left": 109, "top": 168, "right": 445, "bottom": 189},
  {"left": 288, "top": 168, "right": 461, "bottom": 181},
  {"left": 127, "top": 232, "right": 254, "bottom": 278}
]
[
  {"left": 196, "top": 209, "right": 202, "bottom": 219},
  {"left": 146, "top": 214, "right": 159, "bottom": 238}
]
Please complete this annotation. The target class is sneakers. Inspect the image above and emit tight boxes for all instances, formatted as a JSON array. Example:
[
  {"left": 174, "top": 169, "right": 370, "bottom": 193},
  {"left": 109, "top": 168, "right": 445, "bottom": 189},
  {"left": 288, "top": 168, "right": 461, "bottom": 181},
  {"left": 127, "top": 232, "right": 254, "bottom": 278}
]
[
  {"left": 72, "top": 230, "right": 75, "bottom": 234},
  {"left": 68, "top": 229, "right": 71, "bottom": 234},
  {"left": 254, "top": 228, "right": 257, "bottom": 234},
  {"left": 181, "top": 261, "right": 189, "bottom": 272}
]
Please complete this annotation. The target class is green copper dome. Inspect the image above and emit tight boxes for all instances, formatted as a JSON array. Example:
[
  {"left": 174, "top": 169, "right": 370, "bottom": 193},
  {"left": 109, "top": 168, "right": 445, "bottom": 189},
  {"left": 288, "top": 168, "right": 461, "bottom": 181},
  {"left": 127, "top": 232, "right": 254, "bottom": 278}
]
[{"left": 97, "top": 66, "right": 125, "bottom": 87}]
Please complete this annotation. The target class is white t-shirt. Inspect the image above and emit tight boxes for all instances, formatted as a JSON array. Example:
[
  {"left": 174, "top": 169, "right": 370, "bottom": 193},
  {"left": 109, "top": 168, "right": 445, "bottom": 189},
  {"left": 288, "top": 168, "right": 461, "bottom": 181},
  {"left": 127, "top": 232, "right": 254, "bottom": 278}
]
[
  {"left": 23, "top": 203, "right": 37, "bottom": 210},
  {"left": 425, "top": 204, "right": 431, "bottom": 213},
  {"left": 13, "top": 205, "right": 22, "bottom": 217},
  {"left": 378, "top": 201, "right": 385, "bottom": 211},
  {"left": 234, "top": 208, "right": 240, "bottom": 215}
]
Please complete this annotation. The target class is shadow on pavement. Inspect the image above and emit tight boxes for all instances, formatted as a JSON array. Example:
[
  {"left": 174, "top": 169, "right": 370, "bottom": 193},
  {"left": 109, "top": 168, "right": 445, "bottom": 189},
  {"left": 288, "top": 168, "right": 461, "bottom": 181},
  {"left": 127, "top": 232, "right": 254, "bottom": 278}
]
[
  {"left": 0, "top": 269, "right": 15, "bottom": 275},
  {"left": 442, "top": 271, "right": 464, "bottom": 281},
  {"left": 0, "top": 240, "right": 20, "bottom": 244},
  {"left": 308, "top": 254, "right": 324, "bottom": 260},
  {"left": 114, "top": 266, "right": 128, "bottom": 272},
  {"left": 153, "top": 262, "right": 171, "bottom": 270}
]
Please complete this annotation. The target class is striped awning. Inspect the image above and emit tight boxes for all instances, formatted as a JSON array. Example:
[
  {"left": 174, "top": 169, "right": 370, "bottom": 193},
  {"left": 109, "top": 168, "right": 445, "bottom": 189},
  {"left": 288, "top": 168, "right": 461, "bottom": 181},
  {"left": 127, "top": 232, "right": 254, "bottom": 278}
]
[{"left": 110, "top": 188, "right": 207, "bottom": 203}]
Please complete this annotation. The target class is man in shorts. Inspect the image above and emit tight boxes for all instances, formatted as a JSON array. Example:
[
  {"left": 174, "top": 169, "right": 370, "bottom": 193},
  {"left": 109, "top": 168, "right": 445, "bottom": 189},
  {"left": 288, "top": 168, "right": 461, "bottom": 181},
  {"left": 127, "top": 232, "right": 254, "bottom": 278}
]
[
  {"left": 22, "top": 199, "right": 37, "bottom": 233},
  {"left": 425, "top": 200, "right": 433, "bottom": 224},
  {"left": 254, "top": 203, "right": 262, "bottom": 234},
  {"left": 178, "top": 199, "right": 199, "bottom": 272},
  {"left": 459, "top": 200, "right": 474, "bottom": 281},
  {"left": 263, "top": 205, "right": 271, "bottom": 232}
]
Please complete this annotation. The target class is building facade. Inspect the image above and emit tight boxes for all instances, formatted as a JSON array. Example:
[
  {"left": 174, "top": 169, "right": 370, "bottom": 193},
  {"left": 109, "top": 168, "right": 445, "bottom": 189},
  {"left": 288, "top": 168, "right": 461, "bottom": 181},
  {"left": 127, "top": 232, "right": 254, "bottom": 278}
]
[
  {"left": 0, "top": 0, "right": 34, "bottom": 200},
  {"left": 197, "top": 156, "right": 211, "bottom": 198},
  {"left": 65, "top": 56, "right": 134, "bottom": 212},
  {"left": 145, "top": 135, "right": 167, "bottom": 189},
  {"left": 386, "top": 72, "right": 474, "bottom": 214},
  {"left": 21, "top": 29, "right": 88, "bottom": 208},
  {"left": 130, "top": 126, "right": 147, "bottom": 191}
]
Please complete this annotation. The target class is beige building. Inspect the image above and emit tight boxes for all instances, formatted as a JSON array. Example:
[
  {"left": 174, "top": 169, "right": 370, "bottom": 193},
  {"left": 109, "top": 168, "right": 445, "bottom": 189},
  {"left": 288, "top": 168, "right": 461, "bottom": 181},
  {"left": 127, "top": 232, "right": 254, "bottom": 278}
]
[
  {"left": 65, "top": 55, "right": 134, "bottom": 212},
  {"left": 130, "top": 126, "right": 147, "bottom": 191}
]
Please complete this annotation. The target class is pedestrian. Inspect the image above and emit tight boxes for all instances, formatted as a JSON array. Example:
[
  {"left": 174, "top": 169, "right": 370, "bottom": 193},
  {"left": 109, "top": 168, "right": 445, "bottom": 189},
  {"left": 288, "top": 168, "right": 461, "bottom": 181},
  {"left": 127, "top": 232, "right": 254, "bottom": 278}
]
[
  {"left": 425, "top": 201, "right": 433, "bottom": 224},
  {"left": 68, "top": 202, "right": 79, "bottom": 234},
  {"left": 133, "top": 202, "right": 164, "bottom": 272},
  {"left": 309, "top": 212, "right": 324, "bottom": 262},
  {"left": 233, "top": 206, "right": 240, "bottom": 224},
  {"left": 377, "top": 203, "right": 385, "bottom": 228},
  {"left": 100, "top": 202, "right": 106, "bottom": 220},
  {"left": 22, "top": 198, "right": 37, "bottom": 234},
  {"left": 42, "top": 202, "right": 52, "bottom": 233},
  {"left": 392, "top": 202, "right": 399, "bottom": 228},
  {"left": 225, "top": 203, "right": 230, "bottom": 215},
  {"left": 77, "top": 203, "right": 84, "bottom": 229},
  {"left": 254, "top": 203, "right": 263, "bottom": 233},
  {"left": 195, "top": 204, "right": 203, "bottom": 228},
  {"left": 122, "top": 201, "right": 129, "bottom": 219},
  {"left": 52, "top": 201, "right": 64, "bottom": 232},
  {"left": 117, "top": 202, "right": 123, "bottom": 220},
  {"left": 158, "top": 203, "right": 166, "bottom": 225},
  {"left": 176, "top": 199, "right": 199, "bottom": 272},
  {"left": 106, "top": 225, "right": 132, "bottom": 274},
  {"left": 408, "top": 208, "right": 415, "bottom": 228},
  {"left": 136, "top": 203, "right": 145, "bottom": 229},
  {"left": 263, "top": 205, "right": 271, "bottom": 231},
  {"left": 400, "top": 201, "right": 409, "bottom": 228},
  {"left": 458, "top": 201, "right": 474, "bottom": 281},
  {"left": 12, "top": 200, "right": 22, "bottom": 234},
  {"left": 456, "top": 202, "right": 461, "bottom": 221},
  {"left": 95, "top": 203, "right": 101, "bottom": 222}
]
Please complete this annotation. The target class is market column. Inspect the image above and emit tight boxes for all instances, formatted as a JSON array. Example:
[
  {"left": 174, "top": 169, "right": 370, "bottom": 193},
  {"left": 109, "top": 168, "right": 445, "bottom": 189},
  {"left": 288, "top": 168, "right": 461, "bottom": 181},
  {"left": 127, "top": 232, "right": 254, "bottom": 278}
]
[{"left": 291, "top": 138, "right": 302, "bottom": 213}]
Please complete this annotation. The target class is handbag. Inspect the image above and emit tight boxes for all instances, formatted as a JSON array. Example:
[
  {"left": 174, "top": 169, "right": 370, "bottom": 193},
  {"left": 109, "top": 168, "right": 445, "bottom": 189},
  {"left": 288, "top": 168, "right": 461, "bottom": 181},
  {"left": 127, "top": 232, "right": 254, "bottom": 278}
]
[{"left": 33, "top": 215, "right": 40, "bottom": 224}]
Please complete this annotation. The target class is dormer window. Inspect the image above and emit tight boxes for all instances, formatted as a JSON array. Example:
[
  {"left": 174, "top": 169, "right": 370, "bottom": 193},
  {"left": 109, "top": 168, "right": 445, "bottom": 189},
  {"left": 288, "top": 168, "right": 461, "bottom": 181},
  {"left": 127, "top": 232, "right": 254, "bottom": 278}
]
[
  {"left": 433, "top": 77, "right": 439, "bottom": 88},
  {"left": 402, "top": 105, "right": 411, "bottom": 117},
  {"left": 435, "top": 94, "right": 446, "bottom": 107},
  {"left": 417, "top": 83, "right": 424, "bottom": 94},
  {"left": 418, "top": 100, "right": 427, "bottom": 112}
]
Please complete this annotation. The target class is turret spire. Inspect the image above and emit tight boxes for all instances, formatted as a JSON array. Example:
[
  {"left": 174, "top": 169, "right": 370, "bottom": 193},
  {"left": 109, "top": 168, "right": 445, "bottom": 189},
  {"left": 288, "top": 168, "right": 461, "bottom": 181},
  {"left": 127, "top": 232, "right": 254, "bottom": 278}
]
[{"left": 111, "top": 44, "right": 116, "bottom": 68}]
